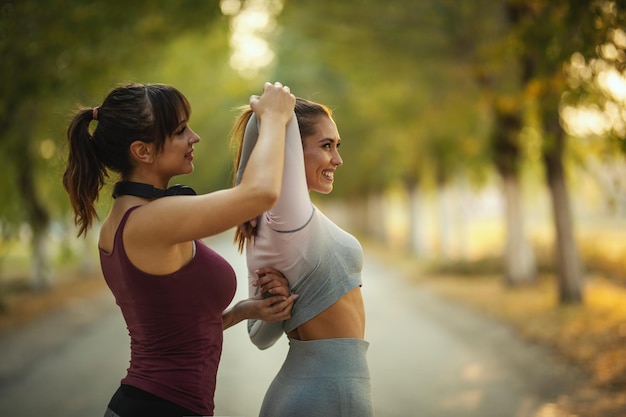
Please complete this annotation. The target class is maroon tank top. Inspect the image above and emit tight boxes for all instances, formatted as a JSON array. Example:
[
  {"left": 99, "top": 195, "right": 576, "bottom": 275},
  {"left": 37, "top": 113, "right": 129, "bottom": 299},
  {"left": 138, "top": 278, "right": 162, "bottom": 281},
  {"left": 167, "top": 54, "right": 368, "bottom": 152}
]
[{"left": 99, "top": 206, "right": 236, "bottom": 415}]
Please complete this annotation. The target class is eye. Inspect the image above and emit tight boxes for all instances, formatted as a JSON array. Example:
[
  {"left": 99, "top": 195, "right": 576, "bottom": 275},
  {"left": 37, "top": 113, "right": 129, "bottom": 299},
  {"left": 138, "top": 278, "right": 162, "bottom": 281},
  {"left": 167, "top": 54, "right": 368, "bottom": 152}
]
[{"left": 176, "top": 125, "right": 187, "bottom": 135}]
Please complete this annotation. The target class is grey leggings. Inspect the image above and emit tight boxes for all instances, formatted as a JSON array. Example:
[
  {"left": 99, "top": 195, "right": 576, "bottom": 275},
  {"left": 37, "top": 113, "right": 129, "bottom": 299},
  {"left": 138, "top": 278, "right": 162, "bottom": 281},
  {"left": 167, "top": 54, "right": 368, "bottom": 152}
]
[{"left": 259, "top": 338, "right": 374, "bottom": 417}]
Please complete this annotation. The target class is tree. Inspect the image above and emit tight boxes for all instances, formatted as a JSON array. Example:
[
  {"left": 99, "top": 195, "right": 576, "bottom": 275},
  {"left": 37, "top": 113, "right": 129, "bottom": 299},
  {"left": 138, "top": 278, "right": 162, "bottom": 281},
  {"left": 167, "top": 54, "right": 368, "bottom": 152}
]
[
  {"left": 273, "top": 1, "right": 626, "bottom": 305},
  {"left": 276, "top": 0, "right": 492, "bottom": 256},
  {"left": 504, "top": 0, "right": 626, "bottom": 303},
  {"left": 441, "top": 0, "right": 539, "bottom": 285},
  {"left": 0, "top": 0, "right": 223, "bottom": 288},
  {"left": 425, "top": 0, "right": 626, "bottom": 301}
]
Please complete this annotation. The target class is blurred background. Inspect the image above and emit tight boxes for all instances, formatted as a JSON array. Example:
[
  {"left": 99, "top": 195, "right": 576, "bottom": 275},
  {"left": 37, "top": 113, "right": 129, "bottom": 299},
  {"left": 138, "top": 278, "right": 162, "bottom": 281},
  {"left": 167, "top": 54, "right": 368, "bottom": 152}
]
[
  {"left": 2, "top": 0, "right": 625, "bottom": 302},
  {"left": 1, "top": 0, "right": 626, "bottom": 415}
]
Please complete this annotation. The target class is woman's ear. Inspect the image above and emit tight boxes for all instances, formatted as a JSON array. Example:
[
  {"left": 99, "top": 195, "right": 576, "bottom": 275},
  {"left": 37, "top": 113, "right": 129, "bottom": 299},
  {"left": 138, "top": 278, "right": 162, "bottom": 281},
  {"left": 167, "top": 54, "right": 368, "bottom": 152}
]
[{"left": 129, "top": 141, "right": 155, "bottom": 164}]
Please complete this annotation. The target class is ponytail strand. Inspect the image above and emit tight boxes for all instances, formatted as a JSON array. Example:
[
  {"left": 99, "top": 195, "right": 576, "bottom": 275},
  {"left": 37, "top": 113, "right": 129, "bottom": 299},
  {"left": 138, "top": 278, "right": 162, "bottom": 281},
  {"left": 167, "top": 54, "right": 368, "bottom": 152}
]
[{"left": 63, "top": 108, "right": 107, "bottom": 237}]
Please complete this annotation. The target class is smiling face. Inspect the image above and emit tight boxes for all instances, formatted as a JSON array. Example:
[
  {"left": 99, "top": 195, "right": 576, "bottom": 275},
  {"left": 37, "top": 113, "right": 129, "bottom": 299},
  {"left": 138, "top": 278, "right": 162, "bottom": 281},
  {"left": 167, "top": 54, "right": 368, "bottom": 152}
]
[
  {"left": 153, "top": 115, "right": 201, "bottom": 183},
  {"left": 302, "top": 115, "right": 343, "bottom": 194}
]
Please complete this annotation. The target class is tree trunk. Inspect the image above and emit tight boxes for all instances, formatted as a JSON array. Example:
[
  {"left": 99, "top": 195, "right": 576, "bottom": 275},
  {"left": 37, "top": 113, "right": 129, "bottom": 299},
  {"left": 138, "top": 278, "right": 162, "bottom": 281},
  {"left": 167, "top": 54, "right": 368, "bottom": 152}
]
[
  {"left": 489, "top": 98, "right": 537, "bottom": 285},
  {"left": 15, "top": 102, "right": 51, "bottom": 290},
  {"left": 367, "top": 193, "right": 386, "bottom": 243},
  {"left": 543, "top": 115, "right": 584, "bottom": 304},
  {"left": 502, "top": 172, "right": 536, "bottom": 285},
  {"left": 404, "top": 179, "right": 427, "bottom": 257},
  {"left": 436, "top": 182, "right": 453, "bottom": 259},
  {"left": 30, "top": 225, "right": 51, "bottom": 290}
]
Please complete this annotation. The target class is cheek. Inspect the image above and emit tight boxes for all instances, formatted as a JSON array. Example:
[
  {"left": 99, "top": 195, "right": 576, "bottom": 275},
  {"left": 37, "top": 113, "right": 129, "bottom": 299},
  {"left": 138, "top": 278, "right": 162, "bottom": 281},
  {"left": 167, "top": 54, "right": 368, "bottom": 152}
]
[
  {"left": 304, "top": 162, "right": 315, "bottom": 185},
  {"left": 303, "top": 153, "right": 317, "bottom": 186}
]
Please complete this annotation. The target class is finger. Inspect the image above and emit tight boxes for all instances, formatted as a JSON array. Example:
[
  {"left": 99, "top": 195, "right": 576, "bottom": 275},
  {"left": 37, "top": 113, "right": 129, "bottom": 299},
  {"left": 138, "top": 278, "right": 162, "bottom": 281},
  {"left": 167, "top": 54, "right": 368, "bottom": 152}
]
[
  {"left": 257, "top": 274, "right": 288, "bottom": 288},
  {"left": 265, "top": 286, "right": 290, "bottom": 297},
  {"left": 274, "top": 81, "right": 283, "bottom": 88},
  {"left": 260, "top": 282, "right": 290, "bottom": 298},
  {"left": 259, "top": 82, "right": 272, "bottom": 95},
  {"left": 269, "top": 294, "right": 298, "bottom": 309},
  {"left": 265, "top": 304, "right": 291, "bottom": 320},
  {"left": 265, "top": 295, "right": 298, "bottom": 320},
  {"left": 256, "top": 267, "right": 284, "bottom": 277},
  {"left": 257, "top": 273, "right": 288, "bottom": 288},
  {"left": 275, "top": 300, "right": 295, "bottom": 313},
  {"left": 263, "top": 295, "right": 287, "bottom": 306}
]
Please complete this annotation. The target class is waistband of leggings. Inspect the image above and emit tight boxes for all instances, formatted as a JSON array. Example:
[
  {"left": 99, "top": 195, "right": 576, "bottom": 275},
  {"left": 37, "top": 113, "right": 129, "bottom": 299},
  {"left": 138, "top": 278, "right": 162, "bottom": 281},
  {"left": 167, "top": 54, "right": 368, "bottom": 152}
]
[{"left": 280, "top": 338, "right": 370, "bottom": 379}]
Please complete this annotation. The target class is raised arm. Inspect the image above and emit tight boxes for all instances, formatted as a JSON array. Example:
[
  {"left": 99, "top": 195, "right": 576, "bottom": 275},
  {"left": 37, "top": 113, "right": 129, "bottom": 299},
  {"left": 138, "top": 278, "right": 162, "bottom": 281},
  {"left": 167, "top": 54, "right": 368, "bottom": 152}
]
[
  {"left": 235, "top": 108, "right": 313, "bottom": 349},
  {"left": 128, "top": 82, "right": 295, "bottom": 245},
  {"left": 236, "top": 109, "right": 312, "bottom": 232}
]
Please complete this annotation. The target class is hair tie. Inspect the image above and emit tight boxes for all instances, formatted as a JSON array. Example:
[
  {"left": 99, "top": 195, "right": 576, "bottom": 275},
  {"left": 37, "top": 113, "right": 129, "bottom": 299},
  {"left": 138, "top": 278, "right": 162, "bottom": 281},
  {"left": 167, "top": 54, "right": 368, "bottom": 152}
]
[{"left": 92, "top": 107, "right": 99, "bottom": 121}]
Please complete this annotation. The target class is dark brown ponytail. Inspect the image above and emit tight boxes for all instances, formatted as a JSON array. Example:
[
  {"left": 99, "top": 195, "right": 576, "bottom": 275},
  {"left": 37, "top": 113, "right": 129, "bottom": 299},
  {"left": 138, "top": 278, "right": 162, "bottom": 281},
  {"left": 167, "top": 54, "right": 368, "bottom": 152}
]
[{"left": 63, "top": 108, "right": 107, "bottom": 237}]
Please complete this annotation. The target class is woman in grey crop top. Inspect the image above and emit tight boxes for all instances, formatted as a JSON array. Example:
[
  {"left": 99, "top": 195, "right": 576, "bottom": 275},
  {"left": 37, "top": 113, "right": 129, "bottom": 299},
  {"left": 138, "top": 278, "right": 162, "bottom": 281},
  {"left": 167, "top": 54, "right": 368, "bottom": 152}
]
[
  {"left": 63, "top": 82, "right": 299, "bottom": 417},
  {"left": 233, "top": 98, "right": 374, "bottom": 417}
]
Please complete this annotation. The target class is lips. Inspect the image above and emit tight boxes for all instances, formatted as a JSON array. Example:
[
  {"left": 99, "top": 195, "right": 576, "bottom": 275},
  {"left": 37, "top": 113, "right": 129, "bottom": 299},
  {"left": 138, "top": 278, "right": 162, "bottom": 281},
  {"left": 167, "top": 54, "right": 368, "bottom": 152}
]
[{"left": 322, "top": 170, "right": 334, "bottom": 180}]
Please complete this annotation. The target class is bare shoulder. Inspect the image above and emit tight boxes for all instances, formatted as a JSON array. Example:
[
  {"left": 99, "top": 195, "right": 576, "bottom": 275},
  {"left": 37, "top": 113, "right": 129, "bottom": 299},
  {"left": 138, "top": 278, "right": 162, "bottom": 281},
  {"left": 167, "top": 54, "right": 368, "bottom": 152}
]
[{"left": 98, "top": 200, "right": 144, "bottom": 254}]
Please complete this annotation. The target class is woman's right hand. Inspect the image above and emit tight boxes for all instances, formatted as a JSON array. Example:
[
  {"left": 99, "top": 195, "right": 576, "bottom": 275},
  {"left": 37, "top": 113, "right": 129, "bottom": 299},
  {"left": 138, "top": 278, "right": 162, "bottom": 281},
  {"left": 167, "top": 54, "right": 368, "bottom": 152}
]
[{"left": 249, "top": 81, "right": 295, "bottom": 125}]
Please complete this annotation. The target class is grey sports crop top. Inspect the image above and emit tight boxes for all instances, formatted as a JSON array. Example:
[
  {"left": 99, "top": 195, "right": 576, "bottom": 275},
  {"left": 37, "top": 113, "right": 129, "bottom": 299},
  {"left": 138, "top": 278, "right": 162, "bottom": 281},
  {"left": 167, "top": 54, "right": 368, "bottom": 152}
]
[{"left": 236, "top": 113, "right": 363, "bottom": 349}]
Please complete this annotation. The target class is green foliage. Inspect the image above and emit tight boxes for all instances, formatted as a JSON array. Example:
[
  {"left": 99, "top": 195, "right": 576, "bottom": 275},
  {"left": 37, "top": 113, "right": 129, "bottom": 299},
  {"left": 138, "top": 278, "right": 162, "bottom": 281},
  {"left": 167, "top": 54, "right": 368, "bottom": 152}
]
[
  {"left": 1, "top": 0, "right": 625, "bottom": 246},
  {"left": 0, "top": 0, "right": 224, "bottom": 241},
  {"left": 274, "top": 0, "right": 626, "bottom": 197},
  {"left": 277, "top": 0, "right": 494, "bottom": 196}
]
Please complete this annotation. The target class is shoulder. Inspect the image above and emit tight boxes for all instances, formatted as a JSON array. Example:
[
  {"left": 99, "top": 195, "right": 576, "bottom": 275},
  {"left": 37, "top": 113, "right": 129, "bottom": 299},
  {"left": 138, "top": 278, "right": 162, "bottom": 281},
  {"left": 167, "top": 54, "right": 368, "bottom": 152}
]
[{"left": 99, "top": 202, "right": 144, "bottom": 252}]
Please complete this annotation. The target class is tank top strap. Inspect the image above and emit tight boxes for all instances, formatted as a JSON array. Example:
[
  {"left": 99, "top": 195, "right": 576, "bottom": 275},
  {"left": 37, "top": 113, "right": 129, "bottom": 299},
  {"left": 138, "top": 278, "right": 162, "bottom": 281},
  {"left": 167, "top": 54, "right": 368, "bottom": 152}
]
[{"left": 112, "top": 206, "right": 142, "bottom": 253}]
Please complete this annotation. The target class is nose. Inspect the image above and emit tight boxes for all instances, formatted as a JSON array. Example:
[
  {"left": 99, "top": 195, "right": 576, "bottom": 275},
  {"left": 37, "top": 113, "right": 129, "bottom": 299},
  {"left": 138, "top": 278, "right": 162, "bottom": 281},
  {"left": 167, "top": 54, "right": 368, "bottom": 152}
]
[
  {"left": 332, "top": 149, "right": 343, "bottom": 167},
  {"left": 189, "top": 127, "right": 200, "bottom": 143}
]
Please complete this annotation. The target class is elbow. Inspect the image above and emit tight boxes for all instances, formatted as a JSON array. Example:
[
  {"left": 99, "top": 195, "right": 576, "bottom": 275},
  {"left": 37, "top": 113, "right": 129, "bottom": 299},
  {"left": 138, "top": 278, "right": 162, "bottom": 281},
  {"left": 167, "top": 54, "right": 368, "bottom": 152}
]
[
  {"left": 263, "top": 189, "right": 280, "bottom": 209},
  {"left": 253, "top": 339, "right": 274, "bottom": 351},
  {"left": 239, "top": 170, "right": 281, "bottom": 211},
  {"left": 253, "top": 187, "right": 280, "bottom": 212},
  {"left": 248, "top": 320, "right": 280, "bottom": 350}
]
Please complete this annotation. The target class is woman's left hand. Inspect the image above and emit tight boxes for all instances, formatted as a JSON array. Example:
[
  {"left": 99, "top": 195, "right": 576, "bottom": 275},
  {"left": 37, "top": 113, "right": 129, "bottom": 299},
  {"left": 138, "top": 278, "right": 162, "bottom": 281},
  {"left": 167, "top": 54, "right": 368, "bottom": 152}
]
[
  {"left": 236, "top": 291, "right": 298, "bottom": 323},
  {"left": 254, "top": 267, "right": 291, "bottom": 298},
  {"left": 223, "top": 267, "right": 298, "bottom": 329},
  {"left": 248, "top": 267, "right": 297, "bottom": 322}
]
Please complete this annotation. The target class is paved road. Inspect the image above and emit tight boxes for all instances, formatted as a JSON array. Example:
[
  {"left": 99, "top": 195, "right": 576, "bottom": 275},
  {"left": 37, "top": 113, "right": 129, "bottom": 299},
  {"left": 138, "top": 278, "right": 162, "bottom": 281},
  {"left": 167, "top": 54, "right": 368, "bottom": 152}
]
[{"left": 0, "top": 232, "right": 584, "bottom": 417}]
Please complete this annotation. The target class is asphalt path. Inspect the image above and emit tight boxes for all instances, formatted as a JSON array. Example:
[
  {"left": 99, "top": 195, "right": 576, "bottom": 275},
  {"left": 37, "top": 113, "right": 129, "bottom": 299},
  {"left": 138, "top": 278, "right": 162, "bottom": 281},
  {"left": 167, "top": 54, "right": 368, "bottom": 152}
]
[{"left": 0, "top": 232, "right": 584, "bottom": 417}]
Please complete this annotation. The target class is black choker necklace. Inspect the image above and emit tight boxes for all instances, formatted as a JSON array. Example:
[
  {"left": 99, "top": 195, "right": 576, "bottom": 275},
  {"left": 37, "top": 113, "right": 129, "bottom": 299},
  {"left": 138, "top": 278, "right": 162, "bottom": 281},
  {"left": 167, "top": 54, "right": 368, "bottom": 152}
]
[{"left": 112, "top": 181, "right": 196, "bottom": 199}]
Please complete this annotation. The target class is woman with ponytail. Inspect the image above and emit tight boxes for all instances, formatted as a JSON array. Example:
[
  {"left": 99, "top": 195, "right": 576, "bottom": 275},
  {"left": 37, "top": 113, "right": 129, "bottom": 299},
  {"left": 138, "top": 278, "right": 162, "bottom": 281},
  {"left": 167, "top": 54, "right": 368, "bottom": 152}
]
[
  {"left": 63, "top": 82, "right": 297, "bottom": 417},
  {"left": 232, "top": 98, "right": 374, "bottom": 417}
]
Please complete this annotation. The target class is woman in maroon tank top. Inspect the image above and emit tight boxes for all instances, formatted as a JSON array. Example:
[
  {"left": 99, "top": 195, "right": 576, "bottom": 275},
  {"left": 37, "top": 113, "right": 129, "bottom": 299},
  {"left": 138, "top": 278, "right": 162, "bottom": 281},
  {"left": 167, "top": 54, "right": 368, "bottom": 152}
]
[{"left": 63, "top": 82, "right": 298, "bottom": 417}]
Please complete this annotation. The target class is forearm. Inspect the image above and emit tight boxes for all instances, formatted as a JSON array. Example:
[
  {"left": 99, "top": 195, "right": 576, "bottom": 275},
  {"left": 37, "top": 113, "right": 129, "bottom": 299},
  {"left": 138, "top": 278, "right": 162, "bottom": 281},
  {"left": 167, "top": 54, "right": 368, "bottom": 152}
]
[
  {"left": 248, "top": 318, "right": 285, "bottom": 350},
  {"left": 222, "top": 301, "right": 246, "bottom": 331},
  {"left": 223, "top": 292, "right": 296, "bottom": 331},
  {"left": 239, "top": 113, "right": 288, "bottom": 198}
]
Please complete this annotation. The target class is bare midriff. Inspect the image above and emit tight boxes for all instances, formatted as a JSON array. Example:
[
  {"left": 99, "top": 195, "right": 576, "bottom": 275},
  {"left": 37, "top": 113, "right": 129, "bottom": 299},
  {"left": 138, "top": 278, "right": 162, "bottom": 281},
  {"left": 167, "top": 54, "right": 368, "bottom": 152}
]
[{"left": 287, "top": 286, "right": 365, "bottom": 340}]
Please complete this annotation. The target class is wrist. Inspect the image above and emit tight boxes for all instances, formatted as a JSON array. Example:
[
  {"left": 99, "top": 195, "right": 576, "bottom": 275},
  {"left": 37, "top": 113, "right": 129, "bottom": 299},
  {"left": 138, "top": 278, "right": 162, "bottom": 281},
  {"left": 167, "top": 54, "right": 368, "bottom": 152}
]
[
  {"left": 223, "top": 303, "right": 244, "bottom": 330},
  {"left": 258, "top": 111, "right": 291, "bottom": 127}
]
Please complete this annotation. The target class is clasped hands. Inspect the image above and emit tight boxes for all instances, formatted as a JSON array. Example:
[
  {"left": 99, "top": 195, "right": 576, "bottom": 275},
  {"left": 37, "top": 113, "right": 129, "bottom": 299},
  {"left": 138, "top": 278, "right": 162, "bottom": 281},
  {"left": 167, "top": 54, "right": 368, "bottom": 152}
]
[{"left": 248, "top": 267, "right": 298, "bottom": 322}]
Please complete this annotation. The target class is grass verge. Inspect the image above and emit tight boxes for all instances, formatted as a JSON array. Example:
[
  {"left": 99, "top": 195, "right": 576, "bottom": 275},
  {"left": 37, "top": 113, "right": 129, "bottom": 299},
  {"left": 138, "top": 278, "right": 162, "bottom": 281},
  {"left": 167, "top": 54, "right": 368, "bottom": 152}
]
[{"left": 0, "top": 270, "right": 106, "bottom": 333}]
